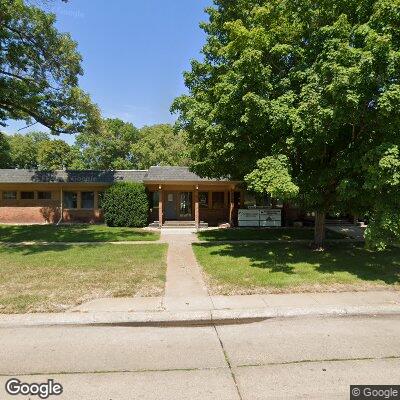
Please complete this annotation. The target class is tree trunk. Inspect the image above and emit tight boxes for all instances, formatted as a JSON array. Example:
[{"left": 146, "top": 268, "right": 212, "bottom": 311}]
[{"left": 313, "top": 211, "right": 326, "bottom": 250}]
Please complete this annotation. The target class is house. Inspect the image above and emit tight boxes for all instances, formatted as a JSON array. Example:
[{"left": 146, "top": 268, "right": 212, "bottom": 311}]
[{"left": 0, "top": 167, "right": 247, "bottom": 227}]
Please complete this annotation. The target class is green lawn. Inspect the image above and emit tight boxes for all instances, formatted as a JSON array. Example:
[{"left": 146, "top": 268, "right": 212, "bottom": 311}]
[
  {"left": 198, "top": 228, "right": 346, "bottom": 242},
  {"left": 0, "top": 243, "right": 167, "bottom": 313},
  {"left": 193, "top": 242, "right": 400, "bottom": 294},
  {"left": 0, "top": 224, "right": 159, "bottom": 243}
]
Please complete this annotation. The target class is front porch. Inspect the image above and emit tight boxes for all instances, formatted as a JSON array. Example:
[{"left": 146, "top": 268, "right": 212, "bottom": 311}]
[{"left": 147, "top": 184, "right": 243, "bottom": 228}]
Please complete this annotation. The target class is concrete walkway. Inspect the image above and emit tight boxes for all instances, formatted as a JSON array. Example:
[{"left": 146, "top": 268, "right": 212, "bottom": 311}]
[
  {"left": 161, "top": 229, "right": 213, "bottom": 311},
  {"left": 327, "top": 224, "right": 365, "bottom": 240},
  {"left": 69, "top": 227, "right": 398, "bottom": 316}
]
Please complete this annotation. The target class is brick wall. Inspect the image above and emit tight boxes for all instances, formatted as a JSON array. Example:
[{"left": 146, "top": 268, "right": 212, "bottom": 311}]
[
  {"left": 0, "top": 207, "right": 104, "bottom": 224},
  {"left": 0, "top": 206, "right": 60, "bottom": 224}
]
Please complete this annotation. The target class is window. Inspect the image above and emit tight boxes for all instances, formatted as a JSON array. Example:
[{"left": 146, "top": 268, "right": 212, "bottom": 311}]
[
  {"left": 212, "top": 192, "right": 225, "bottom": 209},
  {"left": 38, "top": 191, "right": 52, "bottom": 200},
  {"left": 2, "top": 191, "right": 17, "bottom": 200},
  {"left": 199, "top": 192, "right": 209, "bottom": 208},
  {"left": 63, "top": 191, "right": 78, "bottom": 209},
  {"left": 151, "top": 192, "right": 159, "bottom": 209},
  {"left": 81, "top": 192, "right": 94, "bottom": 209},
  {"left": 21, "top": 191, "right": 34, "bottom": 200}
]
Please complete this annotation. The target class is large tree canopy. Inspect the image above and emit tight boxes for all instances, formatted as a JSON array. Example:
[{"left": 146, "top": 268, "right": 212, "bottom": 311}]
[
  {"left": 0, "top": 0, "right": 101, "bottom": 134},
  {"left": 75, "top": 118, "right": 139, "bottom": 170},
  {"left": 0, "top": 132, "right": 11, "bottom": 168},
  {"left": 36, "top": 138, "right": 75, "bottom": 170},
  {"left": 6, "top": 131, "right": 49, "bottom": 169},
  {"left": 172, "top": 0, "right": 400, "bottom": 248},
  {"left": 132, "top": 124, "right": 190, "bottom": 169}
]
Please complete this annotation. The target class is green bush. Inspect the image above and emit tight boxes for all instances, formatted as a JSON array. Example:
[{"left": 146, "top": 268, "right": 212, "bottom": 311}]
[{"left": 102, "top": 182, "right": 149, "bottom": 227}]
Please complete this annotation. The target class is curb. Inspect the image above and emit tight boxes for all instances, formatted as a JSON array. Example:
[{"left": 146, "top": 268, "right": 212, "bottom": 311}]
[{"left": 1, "top": 304, "right": 399, "bottom": 328}]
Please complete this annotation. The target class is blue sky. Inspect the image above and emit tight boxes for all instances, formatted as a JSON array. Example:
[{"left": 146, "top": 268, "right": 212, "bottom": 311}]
[{"left": 5, "top": 0, "right": 213, "bottom": 143}]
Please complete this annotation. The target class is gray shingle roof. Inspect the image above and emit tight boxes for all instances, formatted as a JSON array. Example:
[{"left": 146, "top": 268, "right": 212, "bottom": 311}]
[
  {"left": 0, "top": 167, "right": 228, "bottom": 184},
  {"left": 143, "top": 166, "right": 225, "bottom": 182},
  {"left": 0, "top": 169, "right": 147, "bottom": 184}
]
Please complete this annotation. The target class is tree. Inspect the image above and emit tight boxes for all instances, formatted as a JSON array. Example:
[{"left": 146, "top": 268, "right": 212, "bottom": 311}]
[
  {"left": 7, "top": 131, "right": 49, "bottom": 168},
  {"left": 132, "top": 124, "right": 190, "bottom": 169},
  {"left": 172, "top": 0, "right": 400, "bottom": 249},
  {"left": 0, "top": 0, "right": 101, "bottom": 134},
  {"left": 37, "top": 139, "right": 75, "bottom": 170},
  {"left": 75, "top": 118, "right": 139, "bottom": 170},
  {"left": 0, "top": 132, "right": 12, "bottom": 168},
  {"left": 102, "top": 182, "right": 149, "bottom": 227}
]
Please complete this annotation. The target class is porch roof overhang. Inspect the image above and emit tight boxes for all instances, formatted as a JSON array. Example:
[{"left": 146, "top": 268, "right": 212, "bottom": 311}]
[{"left": 143, "top": 180, "right": 241, "bottom": 186}]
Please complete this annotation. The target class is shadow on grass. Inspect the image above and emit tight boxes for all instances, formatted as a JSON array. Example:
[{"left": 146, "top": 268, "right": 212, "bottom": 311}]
[
  {"left": 198, "top": 228, "right": 346, "bottom": 241},
  {"left": 194, "top": 242, "right": 400, "bottom": 285},
  {"left": 0, "top": 224, "right": 157, "bottom": 243},
  {"left": 0, "top": 243, "right": 97, "bottom": 256}
]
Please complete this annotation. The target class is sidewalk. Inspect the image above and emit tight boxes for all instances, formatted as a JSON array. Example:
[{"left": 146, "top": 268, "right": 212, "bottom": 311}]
[
  {"left": 1, "top": 290, "right": 399, "bottom": 328},
  {"left": 162, "top": 229, "right": 213, "bottom": 311},
  {"left": 1, "top": 227, "right": 398, "bottom": 328}
]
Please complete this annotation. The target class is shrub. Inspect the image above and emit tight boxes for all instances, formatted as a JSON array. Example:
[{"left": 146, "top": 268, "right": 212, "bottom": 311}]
[{"left": 102, "top": 182, "right": 149, "bottom": 227}]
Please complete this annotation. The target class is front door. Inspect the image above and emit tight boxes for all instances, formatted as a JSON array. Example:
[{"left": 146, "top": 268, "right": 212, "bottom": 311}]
[
  {"left": 165, "top": 192, "right": 178, "bottom": 220},
  {"left": 179, "top": 192, "right": 192, "bottom": 220}
]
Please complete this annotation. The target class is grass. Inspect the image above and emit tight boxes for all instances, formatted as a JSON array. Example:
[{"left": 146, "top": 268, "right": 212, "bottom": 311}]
[
  {"left": 197, "top": 228, "right": 346, "bottom": 242},
  {"left": 193, "top": 242, "right": 400, "bottom": 294},
  {"left": 0, "top": 224, "right": 159, "bottom": 243},
  {"left": 0, "top": 243, "right": 167, "bottom": 313}
]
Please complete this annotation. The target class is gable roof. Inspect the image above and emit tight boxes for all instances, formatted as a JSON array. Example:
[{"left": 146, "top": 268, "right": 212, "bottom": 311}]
[
  {"left": 0, "top": 167, "right": 230, "bottom": 184},
  {"left": 143, "top": 166, "right": 227, "bottom": 182}
]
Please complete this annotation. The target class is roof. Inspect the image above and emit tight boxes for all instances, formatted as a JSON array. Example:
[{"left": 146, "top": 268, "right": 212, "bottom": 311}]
[
  {"left": 0, "top": 167, "right": 230, "bottom": 184},
  {"left": 143, "top": 166, "right": 228, "bottom": 182},
  {"left": 0, "top": 169, "right": 147, "bottom": 184}
]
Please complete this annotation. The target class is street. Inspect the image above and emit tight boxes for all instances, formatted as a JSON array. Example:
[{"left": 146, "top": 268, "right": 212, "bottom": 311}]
[{"left": 1, "top": 314, "right": 399, "bottom": 399}]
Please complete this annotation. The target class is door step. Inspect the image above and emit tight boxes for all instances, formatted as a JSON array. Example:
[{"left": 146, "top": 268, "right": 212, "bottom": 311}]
[
  {"left": 325, "top": 219, "right": 352, "bottom": 225},
  {"left": 163, "top": 221, "right": 196, "bottom": 227},
  {"left": 149, "top": 221, "right": 208, "bottom": 229}
]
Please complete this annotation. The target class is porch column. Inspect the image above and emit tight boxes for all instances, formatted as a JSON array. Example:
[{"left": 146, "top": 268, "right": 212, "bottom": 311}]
[
  {"left": 158, "top": 185, "right": 163, "bottom": 228},
  {"left": 194, "top": 186, "right": 200, "bottom": 228},
  {"left": 229, "top": 189, "right": 234, "bottom": 227}
]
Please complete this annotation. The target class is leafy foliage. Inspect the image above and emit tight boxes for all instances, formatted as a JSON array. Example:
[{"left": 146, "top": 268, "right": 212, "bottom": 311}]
[
  {"left": 132, "top": 124, "right": 190, "bottom": 169},
  {"left": 172, "top": 0, "right": 400, "bottom": 247},
  {"left": 245, "top": 155, "right": 299, "bottom": 200},
  {"left": 0, "top": 132, "right": 12, "bottom": 168},
  {"left": 75, "top": 118, "right": 139, "bottom": 170},
  {"left": 37, "top": 139, "right": 76, "bottom": 170},
  {"left": 102, "top": 182, "right": 149, "bottom": 227},
  {"left": 0, "top": 0, "right": 101, "bottom": 134},
  {"left": 6, "top": 131, "right": 49, "bottom": 169}
]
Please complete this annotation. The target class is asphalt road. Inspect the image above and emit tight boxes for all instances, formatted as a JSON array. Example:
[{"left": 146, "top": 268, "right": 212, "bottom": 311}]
[{"left": 0, "top": 315, "right": 399, "bottom": 399}]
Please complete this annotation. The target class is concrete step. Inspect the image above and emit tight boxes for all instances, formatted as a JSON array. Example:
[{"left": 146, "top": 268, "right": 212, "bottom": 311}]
[
  {"left": 326, "top": 219, "right": 352, "bottom": 225},
  {"left": 149, "top": 221, "right": 209, "bottom": 229},
  {"left": 163, "top": 221, "right": 196, "bottom": 227}
]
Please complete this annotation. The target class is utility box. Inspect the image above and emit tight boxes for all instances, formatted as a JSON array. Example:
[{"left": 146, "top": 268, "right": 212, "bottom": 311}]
[
  {"left": 238, "top": 209, "right": 260, "bottom": 227},
  {"left": 259, "top": 209, "right": 282, "bottom": 227}
]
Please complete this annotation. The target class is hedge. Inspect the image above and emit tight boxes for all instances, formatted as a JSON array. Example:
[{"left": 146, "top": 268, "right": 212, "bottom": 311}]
[{"left": 102, "top": 182, "right": 149, "bottom": 227}]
